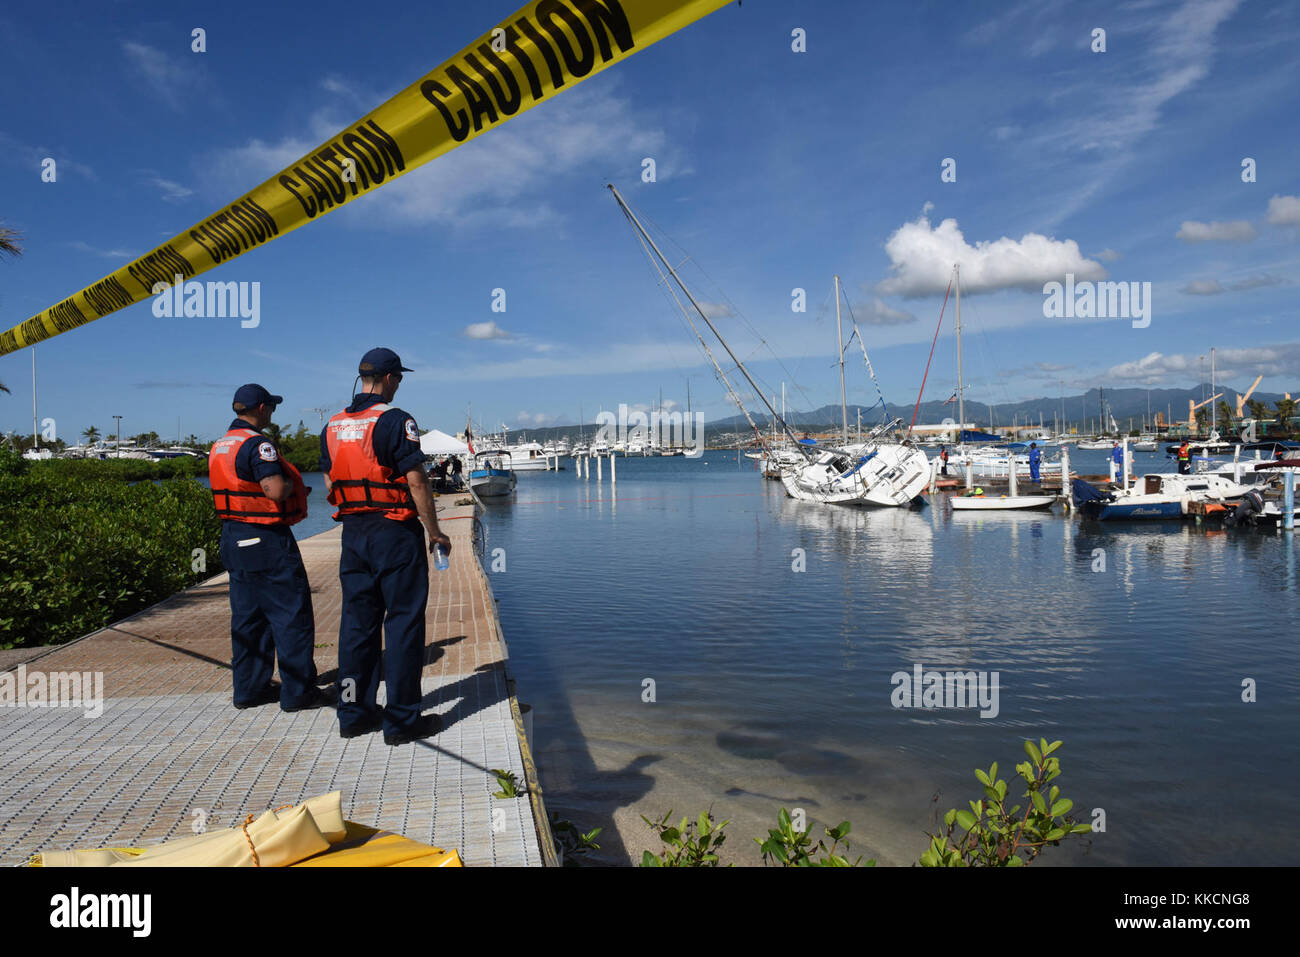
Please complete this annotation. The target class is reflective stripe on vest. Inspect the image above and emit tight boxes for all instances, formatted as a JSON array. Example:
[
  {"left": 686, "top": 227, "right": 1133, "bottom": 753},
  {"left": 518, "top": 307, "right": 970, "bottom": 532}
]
[
  {"left": 324, "top": 404, "right": 417, "bottom": 521},
  {"left": 208, "top": 428, "right": 308, "bottom": 526}
]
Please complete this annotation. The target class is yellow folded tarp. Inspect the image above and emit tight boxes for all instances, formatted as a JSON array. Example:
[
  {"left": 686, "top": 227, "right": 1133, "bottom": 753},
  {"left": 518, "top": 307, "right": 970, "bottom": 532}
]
[
  {"left": 292, "top": 822, "right": 462, "bottom": 868},
  {"left": 32, "top": 792, "right": 461, "bottom": 867}
]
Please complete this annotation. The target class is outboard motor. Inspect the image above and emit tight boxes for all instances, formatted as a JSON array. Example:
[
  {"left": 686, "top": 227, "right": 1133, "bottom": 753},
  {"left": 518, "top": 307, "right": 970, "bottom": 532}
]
[
  {"left": 1226, "top": 489, "right": 1264, "bottom": 527},
  {"left": 1071, "top": 478, "right": 1112, "bottom": 509}
]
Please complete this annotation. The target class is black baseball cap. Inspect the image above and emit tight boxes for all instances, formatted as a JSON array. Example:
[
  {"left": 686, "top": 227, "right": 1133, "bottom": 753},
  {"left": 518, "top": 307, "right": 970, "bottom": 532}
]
[
  {"left": 232, "top": 383, "right": 283, "bottom": 409},
  {"left": 358, "top": 347, "right": 413, "bottom": 376}
]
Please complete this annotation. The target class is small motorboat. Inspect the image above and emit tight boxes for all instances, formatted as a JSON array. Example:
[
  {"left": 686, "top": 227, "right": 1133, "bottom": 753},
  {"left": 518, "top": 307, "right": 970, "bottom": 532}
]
[
  {"left": 951, "top": 492, "right": 1055, "bottom": 510},
  {"left": 469, "top": 450, "right": 517, "bottom": 498},
  {"left": 1072, "top": 473, "right": 1253, "bottom": 521}
]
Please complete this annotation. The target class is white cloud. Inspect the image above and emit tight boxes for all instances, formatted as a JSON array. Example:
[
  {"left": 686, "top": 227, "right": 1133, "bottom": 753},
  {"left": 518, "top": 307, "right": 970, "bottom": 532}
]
[
  {"left": 1230, "top": 274, "right": 1285, "bottom": 291},
  {"left": 0, "top": 132, "right": 96, "bottom": 181},
  {"left": 462, "top": 321, "right": 512, "bottom": 341},
  {"left": 514, "top": 411, "right": 561, "bottom": 427},
  {"left": 150, "top": 177, "right": 193, "bottom": 202},
  {"left": 1014, "top": 0, "right": 1244, "bottom": 226},
  {"left": 1181, "top": 274, "right": 1284, "bottom": 295},
  {"left": 1266, "top": 194, "right": 1300, "bottom": 226},
  {"left": 1095, "top": 248, "right": 1122, "bottom": 262},
  {"left": 874, "top": 216, "right": 1106, "bottom": 297},
  {"left": 1175, "top": 219, "right": 1258, "bottom": 242},
  {"left": 202, "top": 83, "right": 672, "bottom": 230},
  {"left": 122, "top": 42, "right": 195, "bottom": 111},
  {"left": 410, "top": 339, "right": 687, "bottom": 383},
  {"left": 698, "top": 301, "right": 734, "bottom": 319},
  {"left": 857, "top": 297, "right": 917, "bottom": 325},
  {"left": 1103, "top": 343, "right": 1300, "bottom": 385},
  {"left": 66, "top": 241, "right": 132, "bottom": 259}
]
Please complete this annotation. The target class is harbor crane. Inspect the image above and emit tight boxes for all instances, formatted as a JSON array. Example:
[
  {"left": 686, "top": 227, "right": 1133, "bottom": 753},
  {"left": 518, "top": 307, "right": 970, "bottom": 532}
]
[
  {"left": 1235, "top": 375, "right": 1263, "bottom": 417},
  {"left": 1188, "top": 393, "right": 1222, "bottom": 434}
]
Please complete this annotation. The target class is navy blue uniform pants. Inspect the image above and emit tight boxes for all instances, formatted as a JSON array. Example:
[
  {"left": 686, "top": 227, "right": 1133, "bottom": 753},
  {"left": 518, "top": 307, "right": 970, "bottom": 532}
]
[
  {"left": 337, "top": 517, "right": 428, "bottom": 735},
  {"left": 221, "top": 522, "right": 318, "bottom": 708}
]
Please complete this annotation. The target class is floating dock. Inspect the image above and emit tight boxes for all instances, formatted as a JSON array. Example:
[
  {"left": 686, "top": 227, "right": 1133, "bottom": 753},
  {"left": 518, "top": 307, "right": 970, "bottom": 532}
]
[{"left": 0, "top": 502, "right": 555, "bottom": 867}]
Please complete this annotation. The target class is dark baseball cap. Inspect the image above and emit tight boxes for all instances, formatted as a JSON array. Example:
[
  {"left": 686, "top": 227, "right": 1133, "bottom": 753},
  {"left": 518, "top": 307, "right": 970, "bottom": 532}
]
[
  {"left": 232, "top": 383, "right": 283, "bottom": 409},
  {"left": 358, "top": 347, "right": 413, "bottom": 376}
]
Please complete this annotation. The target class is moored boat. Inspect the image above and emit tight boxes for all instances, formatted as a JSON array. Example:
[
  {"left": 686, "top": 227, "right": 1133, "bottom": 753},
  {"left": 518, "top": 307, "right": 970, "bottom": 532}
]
[{"left": 469, "top": 451, "right": 517, "bottom": 498}]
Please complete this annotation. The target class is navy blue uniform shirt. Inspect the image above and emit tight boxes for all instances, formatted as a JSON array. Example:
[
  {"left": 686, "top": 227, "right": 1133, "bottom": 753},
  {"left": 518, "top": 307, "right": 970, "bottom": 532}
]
[
  {"left": 319, "top": 394, "right": 424, "bottom": 522},
  {"left": 228, "top": 418, "right": 287, "bottom": 483},
  {"left": 223, "top": 418, "right": 288, "bottom": 537}
]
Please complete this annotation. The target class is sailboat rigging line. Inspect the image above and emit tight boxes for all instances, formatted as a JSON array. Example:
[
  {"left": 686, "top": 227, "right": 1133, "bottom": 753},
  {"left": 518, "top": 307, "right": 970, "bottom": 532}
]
[
  {"left": 608, "top": 184, "right": 812, "bottom": 459},
  {"left": 629, "top": 198, "right": 819, "bottom": 424},
  {"left": 908, "top": 273, "right": 954, "bottom": 434},
  {"left": 839, "top": 290, "right": 891, "bottom": 426},
  {"left": 623, "top": 195, "right": 771, "bottom": 451}
]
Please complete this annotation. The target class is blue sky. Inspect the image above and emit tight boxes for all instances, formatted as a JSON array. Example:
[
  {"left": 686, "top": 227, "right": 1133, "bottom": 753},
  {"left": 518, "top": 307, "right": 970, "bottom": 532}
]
[{"left": 1, "top": 0, "right": 1298, "bottom": 442}]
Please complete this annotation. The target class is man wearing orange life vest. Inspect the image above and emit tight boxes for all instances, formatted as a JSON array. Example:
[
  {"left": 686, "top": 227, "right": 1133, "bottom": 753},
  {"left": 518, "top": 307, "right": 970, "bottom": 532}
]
[
  {"left": 321, "top": 348, "right": 451, "bottom": 746},
  {"left": 209, "top": 384, "right": 330, "bottom": 712}
]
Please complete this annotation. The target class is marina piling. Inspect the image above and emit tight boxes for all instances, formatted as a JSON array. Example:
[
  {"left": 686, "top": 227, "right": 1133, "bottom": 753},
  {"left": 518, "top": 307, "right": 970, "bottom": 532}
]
[
  {"left": 1061, "top": 446, "right": 1072, "bottom": 512},
  {"left": 1286, "top": 473, "right": 1295, "bottom": 531},
  {"left": 597, "top": 454, "right": 603, "bottom": 482},
  {"left": 611, "top": 451, "right": 617, "bottom": 485}
]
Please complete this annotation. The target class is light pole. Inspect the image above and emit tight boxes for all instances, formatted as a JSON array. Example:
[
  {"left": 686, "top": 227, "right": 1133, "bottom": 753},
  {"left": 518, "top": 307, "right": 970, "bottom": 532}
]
[{"left": 112, "top": 415, "right": 122, "bottom": 458}]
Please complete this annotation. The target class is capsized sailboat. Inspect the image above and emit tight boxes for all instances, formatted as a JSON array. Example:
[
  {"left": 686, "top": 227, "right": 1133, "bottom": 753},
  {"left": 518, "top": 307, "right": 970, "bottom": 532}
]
[{"left": 778, "top": 276, "right": 931, "bottom": 507}]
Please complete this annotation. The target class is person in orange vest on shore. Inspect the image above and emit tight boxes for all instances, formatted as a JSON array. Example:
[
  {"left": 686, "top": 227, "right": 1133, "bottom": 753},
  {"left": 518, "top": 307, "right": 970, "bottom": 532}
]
[
  {"left": 209, "top": 384, "right": 331, "bottom": 712},
  {"left": 321, "top": 348, "right": 452, "bottom": 746},
  {"left": 1177, "top": 440, "right": 1191, "bottom": 474}
]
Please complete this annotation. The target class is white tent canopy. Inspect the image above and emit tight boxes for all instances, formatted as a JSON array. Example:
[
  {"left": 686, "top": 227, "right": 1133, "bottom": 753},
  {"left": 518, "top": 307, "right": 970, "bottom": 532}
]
[{"left": 420, "top": 429, "right": 469, "bottom": 456}]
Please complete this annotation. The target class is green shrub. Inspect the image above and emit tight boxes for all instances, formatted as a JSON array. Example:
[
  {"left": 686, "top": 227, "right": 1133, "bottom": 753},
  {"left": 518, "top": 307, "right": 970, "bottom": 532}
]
[
  {"left": 756, "top": 809, "right": 874, "bottom": 867},
  {"left": 919, "top": 738, "right": 1092, "bottom": 867},
  {"left": 640, "top": 809, "right": 729, "bottom": 866},
  {"left": 0, "top": 463, "right": 222, "bottom": 648}
]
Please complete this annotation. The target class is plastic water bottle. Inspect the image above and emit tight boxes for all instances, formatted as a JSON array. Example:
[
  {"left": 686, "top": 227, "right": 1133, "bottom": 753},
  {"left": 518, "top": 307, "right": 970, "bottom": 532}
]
[{"left": 433, "top": 544, "right": 449, "bottom": 571}]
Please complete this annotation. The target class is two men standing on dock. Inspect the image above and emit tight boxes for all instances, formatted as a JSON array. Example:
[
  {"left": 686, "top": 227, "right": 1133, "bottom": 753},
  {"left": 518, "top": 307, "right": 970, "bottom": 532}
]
[
  {"left": 321, "top": 348, "right": 451, "bottom": 747},
  {"left": 209, "top": 384, "right": 331, "bottom": 712}
]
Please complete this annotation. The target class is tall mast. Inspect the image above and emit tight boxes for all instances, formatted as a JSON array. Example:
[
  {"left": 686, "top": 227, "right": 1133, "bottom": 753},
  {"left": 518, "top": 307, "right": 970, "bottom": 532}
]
[
  {"left": 31, "top": 347, "right": 38, "bottom": 450},
  {"left": 955, "top": 264, "right": 964, "bottom": 443},
  {"left": 607, "top": 184, "right": 810, "bottom": 456},
  {"left": 835, "top": 274, "right": 847, "bottom": 443},
  {"left": 1210, "top": 346, "right": 1216, "bottom": 434}
]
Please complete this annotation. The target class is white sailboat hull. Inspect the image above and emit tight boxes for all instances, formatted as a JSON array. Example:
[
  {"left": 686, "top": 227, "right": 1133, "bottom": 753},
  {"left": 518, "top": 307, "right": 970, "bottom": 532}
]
[
  {"left": 780, "top": 444, "right": 931, "bottom": 507},
  {"left": 951, "top": 494, "right": 1055, "bottom": 510}
]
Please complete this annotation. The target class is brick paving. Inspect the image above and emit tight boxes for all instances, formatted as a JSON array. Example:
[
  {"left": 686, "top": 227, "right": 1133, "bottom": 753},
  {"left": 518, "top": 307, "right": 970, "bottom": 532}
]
[{"left": 0, "top": 503, "right": 544, "bottom": 866}]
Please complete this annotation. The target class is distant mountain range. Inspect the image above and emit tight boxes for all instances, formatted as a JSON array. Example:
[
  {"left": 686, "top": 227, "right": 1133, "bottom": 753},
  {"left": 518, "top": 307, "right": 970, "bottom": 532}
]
[
  {"left": 708, "top": 384, "right": 1294, "bottom": 433},
  {"left": 505, "top": 383, "right": 1294, "bottom": 442}
]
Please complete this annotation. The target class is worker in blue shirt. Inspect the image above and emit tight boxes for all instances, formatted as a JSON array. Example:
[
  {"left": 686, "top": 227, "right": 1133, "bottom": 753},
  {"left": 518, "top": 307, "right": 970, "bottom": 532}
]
[
  {"left": 1028, "top": 442, "right": 1042, "bottom": 483},
  {"left": 209, "top": 384, "right": 331, "bottom": 712},
  {"left": 1111, "top": 441, "right": 1124, "bottom": 480},
  {"left": 321, "top": 348, "right": 451, "bottom": 746}
]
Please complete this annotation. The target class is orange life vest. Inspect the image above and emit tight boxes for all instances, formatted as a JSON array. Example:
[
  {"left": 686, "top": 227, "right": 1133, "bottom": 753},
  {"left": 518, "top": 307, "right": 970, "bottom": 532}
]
[
  {"left": 1178, "top": 443, "right": 1190, "bottom": 461},
  {"left": 324, "top": 403, "right": 417, "bottom": 522},
  {"left": 209, "top": 428, "right": 308, "bottom": 526}
]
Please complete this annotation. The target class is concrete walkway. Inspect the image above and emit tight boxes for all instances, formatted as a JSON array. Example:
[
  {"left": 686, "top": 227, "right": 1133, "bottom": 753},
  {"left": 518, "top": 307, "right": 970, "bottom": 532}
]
[{"left": 0, "top": 502, "right": 553, "bottom": 866}]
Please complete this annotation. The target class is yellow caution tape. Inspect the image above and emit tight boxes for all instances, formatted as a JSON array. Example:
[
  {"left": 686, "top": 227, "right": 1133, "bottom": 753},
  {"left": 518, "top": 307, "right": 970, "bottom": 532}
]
[{"left": 0, "top": 0, "right": 731, "bottom": 356}]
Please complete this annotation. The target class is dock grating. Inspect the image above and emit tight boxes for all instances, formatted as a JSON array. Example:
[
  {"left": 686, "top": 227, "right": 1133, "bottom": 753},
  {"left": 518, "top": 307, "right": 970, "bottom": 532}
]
[{"left": 0, "top": 503, "right": 544, "bottom": 867}]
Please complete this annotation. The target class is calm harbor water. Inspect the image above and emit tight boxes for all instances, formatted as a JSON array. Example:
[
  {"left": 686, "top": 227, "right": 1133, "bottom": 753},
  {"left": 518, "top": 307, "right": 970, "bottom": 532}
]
[{"left": 291, "top": 450, "right": 1299, "bottom": 866}]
